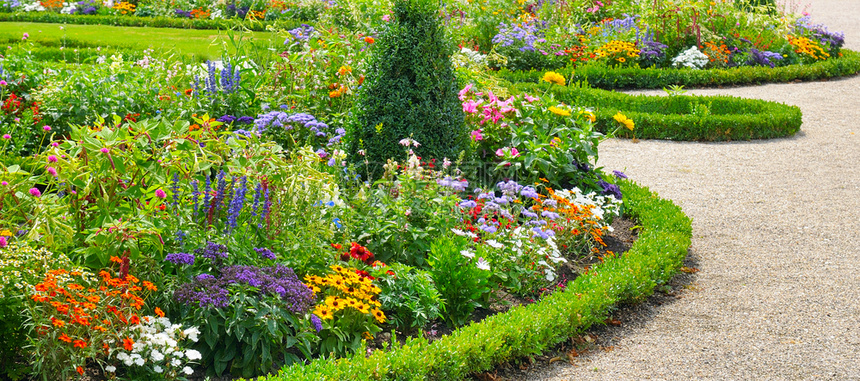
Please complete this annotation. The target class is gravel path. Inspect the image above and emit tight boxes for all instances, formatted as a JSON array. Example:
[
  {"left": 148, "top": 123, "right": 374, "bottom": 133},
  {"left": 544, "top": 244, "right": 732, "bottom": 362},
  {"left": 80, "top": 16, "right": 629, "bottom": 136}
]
[{"left": 522, "top": 1, "right": 860, "bottom": 379}]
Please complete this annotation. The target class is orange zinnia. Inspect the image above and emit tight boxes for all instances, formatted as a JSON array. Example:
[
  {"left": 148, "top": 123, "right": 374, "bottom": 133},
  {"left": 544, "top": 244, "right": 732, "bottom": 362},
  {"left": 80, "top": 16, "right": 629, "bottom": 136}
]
[
  {"left": 123, "top": 337, "right": 134, "bottom": 351},
  {"left": 364, "top": 36, "right": 375, "bottom": 44},
  {"left": 51, "top": 317, "right": 65, "bottom": 327},
  {"left": 58, "top": 333, "right": 72, "bottom": 343},
  {"left": 154, "top": 307, "right": 165, "bottom": 318},
  {"left": 73, "top": 339, "right": 87, "bottom": 348},
  {"left": 76, "top": 366, "right": 84, "bottom": 375}
]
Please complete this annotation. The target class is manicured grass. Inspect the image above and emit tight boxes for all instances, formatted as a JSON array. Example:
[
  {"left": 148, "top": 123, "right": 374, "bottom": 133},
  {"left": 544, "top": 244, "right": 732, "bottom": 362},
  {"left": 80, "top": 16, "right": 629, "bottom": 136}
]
[{"left": 0, "top": 21, "right": 282, "bottom": 60}]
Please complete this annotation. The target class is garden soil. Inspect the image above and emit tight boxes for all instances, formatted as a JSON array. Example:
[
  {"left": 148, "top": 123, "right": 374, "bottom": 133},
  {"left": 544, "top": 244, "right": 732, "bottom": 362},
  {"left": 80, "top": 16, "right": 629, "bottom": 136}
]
[{"left": 512, "top": 0, "right": 860, "bottom": 379}]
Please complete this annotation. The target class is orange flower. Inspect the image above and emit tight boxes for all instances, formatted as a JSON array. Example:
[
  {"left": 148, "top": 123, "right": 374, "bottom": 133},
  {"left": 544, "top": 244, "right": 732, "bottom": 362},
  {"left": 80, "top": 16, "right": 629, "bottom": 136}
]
[
  {"left": 93, "top": 325, "right": 107, "bottom": 332},
  {"left": 76, "top": 366, "right": 84, "bottom": 376},
  {"left": 122, "top": 337, "right": 134, "bottom": 351},
  {"left": 59, "top": 333, "right": 72, "bottom": 343},
  {"left": 142, "top": 281, "right": 157, "bottom": 291},
  {"left": 184, "top": 88, "right": 193, "bottom": 96},
  {"left": 51, "top": 317, "right": 65, "bottom": 327},
  {"left": 109, "top": 256, "right": 123, "bottom": 264},
  {"left": 129, "top": 315, "right": 140, "bottom": 325},
  {"left": 73, "top": 339, "right": 87, "bottom": 348},
  {"left": 67, "top": 284, "right": 84, "bottom": 291},
  {"left": 154, "top": 307, "right": 165, "bottom": 318},
  {"left": 364, "top": 36, "right": 375, "bottom": 44}
]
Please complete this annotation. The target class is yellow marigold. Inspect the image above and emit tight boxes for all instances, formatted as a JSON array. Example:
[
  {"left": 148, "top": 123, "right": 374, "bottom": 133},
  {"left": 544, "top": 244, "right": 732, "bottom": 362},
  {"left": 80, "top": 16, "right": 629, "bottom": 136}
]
[
  {"left": 541, "top": 71, "right": 566, "bottom": 86},
  {"left": 548, "top": 106, "right": 571, "bottom": 116}
]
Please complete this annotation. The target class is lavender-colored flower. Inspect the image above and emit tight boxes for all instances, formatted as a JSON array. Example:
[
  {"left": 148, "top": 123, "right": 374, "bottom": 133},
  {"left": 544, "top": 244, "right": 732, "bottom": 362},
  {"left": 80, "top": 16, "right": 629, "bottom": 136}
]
[
  {"left": 310, "top": 314, "right": 322, "bottom": 333},
  {"left": 165, "top": 252, "right": 196, "bottom": 265},
  {"left": 217, "top": 115, "right": 237, "bottom": 124},
  {"left": 195, "top": 241, "right": 228, "bottom": 261},
  {"left": 746, "top": 49, "right": 784, "bottom": 68},
  {"left": 170, "top": 173, "right": 181, "bottom": 209},
  {"left": 437, "top": 176, "right": 468, "bottom": 192},
  {"left": 598, "top": 179, "right": 623, "bottom": 200},
  {"left": 214, "top": 170, "right": 227, "bottom": 212},
  {"left": 479, "top": 224, "right": 498, "bottom": 234},
  {"left": 541, "top": 210, "right": 560, "bottom": 220},
  {"left": 520, "top": 186, "right": 539, "bottom": 199},
  {"left": 497, "top": 180, "right": 523, "bottom": 197},
  {"left": 191, "top": 180, "right": 200, "bottom": 219},
  {"left": 259, "top": 183, "right": 270, "bottom": 229},
  {"left": 174, "top": 8, "right": 193, "bottom": 18},
  {"left": 254, "top": 247, "right": 276, "bottom": 260},
  {"left": 286, "top": 24, "right": 315, "bottom": 42},
  {"left": 225, "top": 176, "right": 248, "bottom": 235},
  {"left": 522, "top": 210, "right": 539, "bottom": 218},
  {"left": 176, "top": 230, "right": 186, "bottom": 245},
  {"left": 493, "top": 19, "right": 547, "bottom": 52},
  {"left": 459, "top": 200, "right": 478, "bottom": 208},
  {"left": 613, "top": 170, "right": 628, "bottom": 179},
  {"left": 203, "top": 176, "right": 212, "bottom": 212}
]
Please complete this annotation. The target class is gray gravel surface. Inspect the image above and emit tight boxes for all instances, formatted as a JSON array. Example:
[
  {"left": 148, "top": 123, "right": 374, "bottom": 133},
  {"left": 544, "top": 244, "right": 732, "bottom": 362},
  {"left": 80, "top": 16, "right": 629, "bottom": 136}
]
[{"left": 520, "top": 1, "right": 860, "bottom": 380}]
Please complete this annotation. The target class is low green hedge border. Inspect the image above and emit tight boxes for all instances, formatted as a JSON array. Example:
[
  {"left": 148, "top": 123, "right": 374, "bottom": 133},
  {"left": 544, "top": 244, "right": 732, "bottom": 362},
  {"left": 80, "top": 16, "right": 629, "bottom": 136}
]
[
  {"left": 498, "top": 49, "right": 860, "bottom": 90},
  {"left": 262, "top": 180, "right": 692, "bottom": 380},
  {"left": 0, "top": 12, "right": 305, "bottom": 31},
  {"left": 511, "top": 83, "right": 803, "bottom": 141}
]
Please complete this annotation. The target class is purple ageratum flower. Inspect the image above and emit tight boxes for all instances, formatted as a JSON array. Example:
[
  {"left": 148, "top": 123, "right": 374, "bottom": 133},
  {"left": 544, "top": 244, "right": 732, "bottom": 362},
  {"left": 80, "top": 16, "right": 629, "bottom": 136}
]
[
  {"left": 254, "top": 247, "right": 276, "bottom": 260},
  {"left": 746, "top": 49, "right": 784, "bottom": 69},
  {"left": 479, "top": 224, "right": 498, "bottom": 234},
  {"left": 541, "top": 210, "right": 560, "bottom": 220},
  {"left": 174, "top": 8, "right": 193, "bottom": 18},
  {"left": 497, "top": 180, "right": 523, "bottom": 197},
  {"left": 522, "top": 210, "right": 538, "bottom": 218},
  {"left": 165, "top": 252, "right": 196, "bottom": 265},
  {"left": 521, "top": 186, "right": 539, "bottom": 199},
  {"left": 459, "top": 200, "right": 478, "bottom": 208},
  {"left": 613, "top": 170, "right": 628, "bottom": 179},
  {"left": 286, "top": 24, "right": 315, "bottom": 42},
  {"left": 437, "top": 176, "right": 468, "bottom": 192}
]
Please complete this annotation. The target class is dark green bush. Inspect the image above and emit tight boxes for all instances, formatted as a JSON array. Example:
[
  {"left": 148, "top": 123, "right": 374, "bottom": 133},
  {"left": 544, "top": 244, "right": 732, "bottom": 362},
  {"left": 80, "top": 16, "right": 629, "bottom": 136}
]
[
  {"left": 348, "top": 0, "right": 467, "bottom": 177},
  {"left": 497, "top": 49, "right": 860, "bottom": 90},
  {"left": 265, "top": 180, "right": 692, "bottom": 380},
  {"left": 510, "top": 82, "right": 803, "bottom": 141},
  {"left": 0, "top": 11, "right": 305, "bottom": 31}
]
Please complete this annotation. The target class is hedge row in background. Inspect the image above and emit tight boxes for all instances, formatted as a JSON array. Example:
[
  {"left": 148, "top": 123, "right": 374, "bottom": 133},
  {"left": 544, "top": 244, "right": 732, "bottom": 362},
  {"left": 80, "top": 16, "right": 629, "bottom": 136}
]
[
  {"left": 262, "top": 181, "right": 692, "bottom": 380},
  {"left": 0, "top": 11, "right": 306, "bottom": 31},
  {"left": 511, "top": 83, "right": 803, "bottom": 141},
  {"left": 0, "top": 35, "right": 203, "bottom": 63},
  {"left": 499, "top": 49, "right": 860, "bottom": 90}
]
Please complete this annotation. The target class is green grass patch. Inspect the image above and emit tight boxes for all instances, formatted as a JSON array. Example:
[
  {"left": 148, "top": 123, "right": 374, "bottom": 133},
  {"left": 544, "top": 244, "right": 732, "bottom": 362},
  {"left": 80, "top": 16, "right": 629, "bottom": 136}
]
[
  {"left": 498, "top": 49, "right": 860, "bottom": 90},
  {"left": 262, "top": 180, "right": 692, "bottom": 380},
  {"left": 510, "top": 82, "right": 803, "bottom": 141},
  {"left": 0, "top": 21, "right": 282, "bottom": 60}
]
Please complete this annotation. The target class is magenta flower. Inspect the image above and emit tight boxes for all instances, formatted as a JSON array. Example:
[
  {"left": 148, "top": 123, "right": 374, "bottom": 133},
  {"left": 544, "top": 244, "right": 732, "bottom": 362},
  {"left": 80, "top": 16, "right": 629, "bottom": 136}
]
[
  {"left": 155, "top": 189, "right": 167, "bottom": 199},
  {"left": 47, "top": 155, "right": 58, "bottom": 163},
  {"left": 0, "top": 236, "right": 7, "bottom": 248},
  {"left": 462, "top": 99, "right": 482, "bottom": 114},
  {"left": 51, "top": 142, "right": 59, "bottom": 147},
  {"left": 458, "top": 84, "right": 473, "bottom": 101},
  {"left": 43, "top": 125, "right": 51, "bottom": 131},
  {"left": 1, "top": 181, "right": 7, "bottom": 186},
  {"left": 470, "top": 130, "right": 483, "bottom": 141},
  {"left": 46, "top": 167, "right": 57, "bottom": 177},
  {"left": 29, "top": 188, "right": 41, "bottom": 197},
  {"left": 2, "top": 134, "right": 10, "bottom": 139},
  {"left": 100, "top": 147, "right": 109, "bottom": 153},
  {"left": 0, "top": 80, "right": 6, "bottom": 86},
  {"left": 495, "top": 147, "right": 519, "bottom": 158}
]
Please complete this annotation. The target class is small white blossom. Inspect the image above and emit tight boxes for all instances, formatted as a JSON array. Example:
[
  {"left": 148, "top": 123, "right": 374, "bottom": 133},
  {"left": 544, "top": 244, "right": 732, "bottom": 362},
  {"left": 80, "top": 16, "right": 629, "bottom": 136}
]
[
  {"left": 153, "top": 365, "right": 163, "bottom": 373},
  {"left": 185, "top": 349, "right": 202, "bottom": 360},
  {"left": 183, "top": 366, "right": 194, "bottom": 375},
  {"left": 476, "top": 257, "right": 491, "bottom": 271},
  {"left": 460, "top": 249, "right": 475, "bottom": 259},
  {"left": 485, "top": 240, "right": 504, "bottom": 249},
  {"left": 105, "top": 365, "right": 116, "bottom": 373}
]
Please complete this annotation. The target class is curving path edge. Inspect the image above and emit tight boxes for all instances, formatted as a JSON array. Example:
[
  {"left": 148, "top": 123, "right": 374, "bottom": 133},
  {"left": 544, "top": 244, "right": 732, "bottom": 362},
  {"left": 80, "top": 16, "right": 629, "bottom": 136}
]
[{"left": 525, "top": 1, "right": 860, "bottom": 379}]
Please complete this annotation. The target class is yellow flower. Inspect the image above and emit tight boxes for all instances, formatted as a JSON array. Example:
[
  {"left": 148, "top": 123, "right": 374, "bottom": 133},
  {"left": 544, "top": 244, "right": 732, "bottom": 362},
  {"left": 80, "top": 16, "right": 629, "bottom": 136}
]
[
  {"left": 613, "top": 112, "right": 635, "bottom": 130},
  {"left": 541, "top": 71, "right": 566, "bottom": 86},
  {"left": 548, "top": 106, "right": 571, "bottom": 116},
  {"left": 313, "top": 305, "right": 334, "bottom": 320},
  {"left": 580, "top": 110, "right": 596, "bottom": 123},
  {"left": 371, "top": 308, "right": 386, "bottom": 323}
]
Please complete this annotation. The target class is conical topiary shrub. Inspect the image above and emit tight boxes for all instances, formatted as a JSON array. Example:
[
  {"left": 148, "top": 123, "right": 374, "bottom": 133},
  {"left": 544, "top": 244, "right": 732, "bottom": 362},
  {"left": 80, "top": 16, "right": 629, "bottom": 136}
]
[{"left": 349, "top": 0, "right": 466, "bottom": 177}]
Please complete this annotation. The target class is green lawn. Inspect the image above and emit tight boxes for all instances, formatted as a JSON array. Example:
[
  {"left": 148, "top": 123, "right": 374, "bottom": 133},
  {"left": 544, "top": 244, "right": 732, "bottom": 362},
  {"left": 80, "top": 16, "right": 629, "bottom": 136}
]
[{"left": 0, "top": 21, "right": 282, "bottom": 60}]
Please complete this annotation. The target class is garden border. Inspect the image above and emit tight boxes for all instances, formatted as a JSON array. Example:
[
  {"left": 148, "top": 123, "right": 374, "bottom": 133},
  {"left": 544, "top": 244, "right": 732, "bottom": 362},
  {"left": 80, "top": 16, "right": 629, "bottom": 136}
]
[
  {"left": 0, "top": 11, "right": 304, "bottom": 31},
  {"left": 511, "top": 83, "right": 803, "bottom": 141},
  {"left": 263, "top": 180, "right": 692, "bottom": 380},
  {"left": 497, "top": 49, "right": 860, "bottom": 90}
]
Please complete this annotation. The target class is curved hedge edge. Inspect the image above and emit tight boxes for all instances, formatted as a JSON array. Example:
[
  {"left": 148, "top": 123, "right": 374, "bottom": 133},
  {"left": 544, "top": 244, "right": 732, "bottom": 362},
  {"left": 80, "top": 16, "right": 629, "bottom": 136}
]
[
  {"left": 511, "top": 82, "right": 802, "bottom": 141},
  {"left": 261, "top": 181, "right": 692, "bottom": 381},
  {"left": 0, "top": 11, "right": 307, "bottom": 32},
  {"left": 497, "top": 49, "right": 860, "bottom": 90}
]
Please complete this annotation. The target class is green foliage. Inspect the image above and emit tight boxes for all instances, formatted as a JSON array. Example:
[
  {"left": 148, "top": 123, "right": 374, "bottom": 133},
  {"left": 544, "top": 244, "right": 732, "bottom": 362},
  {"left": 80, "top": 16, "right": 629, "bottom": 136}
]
[
  {"left": 349, "top": 0, "right": 466, "bottom": 177},
  {"left": 371, "top": 263, "right": 444, "bottom": 332},
  {"left": 0, "top": 11, "right": 303, "bottom": 31},
  {"left": 263, "top": 180, "right": 692, "bottom": 380},
  {"left": 427, "top": 235, "right": 491, "bottom": 327},
  {"left": 510, "top": 82, "right": 803, "bottom": 141},
  {"left": 496, "top": 49, "right": 860, "bottom": 90}
]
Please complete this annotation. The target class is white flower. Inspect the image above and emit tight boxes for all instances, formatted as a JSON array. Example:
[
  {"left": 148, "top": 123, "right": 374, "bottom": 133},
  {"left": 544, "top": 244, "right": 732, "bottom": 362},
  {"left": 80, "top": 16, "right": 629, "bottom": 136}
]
[
  {"left": 398, "top": 138, "right": 420, "bottom": 147},
  {"left": 151, "top": 350, "right": 164, "bottom": 362},
  {"left": 460, "top": 249, "right": 475, "bottom": 259},
  {"left": 105, "top": 365, "right": 116, "bottom": 373},
  {"left": 485, "top": 240, "right": 504, "bottom": 249},
  {"left": 183, "top": 366, "right": 194, "bottom": 375},
  {"left": 476, "top": 257, "right": 491, "bottom": 271},
  {"left": 171, "top": 358, "right": 182, "bottom": 367},
  {"left": 185, "top": 349, "right": 202, "bottom": 360},
  {"left": 451, "top": 228, "right": 466, "bottom": 236},
  {"left": 153, "top": 365, "right": 163, "bottom": 373},
  {"left": 134, "top": 357, "right": 145, "bottom": 366}
]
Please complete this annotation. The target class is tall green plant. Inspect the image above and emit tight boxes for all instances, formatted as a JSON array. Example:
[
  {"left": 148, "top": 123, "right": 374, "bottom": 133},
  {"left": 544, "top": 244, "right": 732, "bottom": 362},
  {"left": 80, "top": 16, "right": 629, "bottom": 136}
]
[{"left": 349, "top": 0, "right": 466, "bottom": 177}]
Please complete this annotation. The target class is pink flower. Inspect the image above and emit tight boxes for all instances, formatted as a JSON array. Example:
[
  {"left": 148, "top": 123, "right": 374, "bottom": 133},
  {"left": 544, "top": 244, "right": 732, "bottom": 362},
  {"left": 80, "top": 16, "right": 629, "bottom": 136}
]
[
  {"left": 0, "top": 236, "right": 7, "bottom": 248},
  {"left": 524, "top": 94, "right": 539, "bottom": 103},
  {"left": 47, "top": 155, "right": 58, "bottom": 163},
  {"left": 155, "top": 189, "right": 167, "bottom": 198},
  {"left": 100, "top": 147, "right": 109, "bottom": 153},
  {"left": 51, "top": 142, "right": 59, "bottom": 147},
  {"left": 382, "top": 14, "right": 390, "bottom": 21},
  {"left": 43, "top": 125, "right": 51, "bottom": 131},
  {"left": 29, "top": 188, "right": 41, "bottom": 197},
  {"left": 0, "top": 80, "right": 6, "bottom": 86},
  {"left": 495, "top": 147, "right": 519, "bottom": 158},
  {"left": 458, "top": 84, "right": 473, "bottom": 101},
  {"left": 510, "top": 147, "right": 519, "bottom": 157},
  {"left": 1, "top": 181, "right": 7, "bottom": 186},
  {"left": 470, "top": 130, "right": 483, "bottom": 141},
  {"left": 2, "top": 134, "right": 10, "bottom": 139},
  {"left": 22, "top": 33, "right": 28, "bottom": 41},
  {"left": 462, "top": 99, "right": 482, "bottom": 114},
  {"left": 46, "top": 167, "right": 57, "bottom": 177}
]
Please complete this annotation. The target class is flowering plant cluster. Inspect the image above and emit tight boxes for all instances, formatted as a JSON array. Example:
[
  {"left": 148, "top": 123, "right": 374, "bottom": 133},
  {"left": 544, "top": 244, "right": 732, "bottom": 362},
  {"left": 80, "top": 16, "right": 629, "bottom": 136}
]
[
  {"left": 107, "top": 316, "right": 202, "bottom": 379},
  {"left": 672, "top": 45, "right": 710, "bottom": 69}
]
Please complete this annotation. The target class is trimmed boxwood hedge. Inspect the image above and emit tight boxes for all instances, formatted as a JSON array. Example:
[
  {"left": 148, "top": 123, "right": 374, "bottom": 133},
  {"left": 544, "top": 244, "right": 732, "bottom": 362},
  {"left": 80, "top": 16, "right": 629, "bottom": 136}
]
[
  {"left": 498, "top": 49, "right": 860, "bottom": 90},
  {"left": 0, "top": 11, "right": 305, "bottom": 31},
  {"left": 510, "top": 82, "right": 803, "bottom": 141},
  {"left": 263, "top": 180, "right": 692, "bottom": 380}
]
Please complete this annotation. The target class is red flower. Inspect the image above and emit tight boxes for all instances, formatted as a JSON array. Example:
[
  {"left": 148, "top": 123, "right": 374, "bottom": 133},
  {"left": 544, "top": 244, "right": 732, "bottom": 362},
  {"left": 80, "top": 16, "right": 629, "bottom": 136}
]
[{"left": 76, "top": 366, "right": 84, "bottom": 375}]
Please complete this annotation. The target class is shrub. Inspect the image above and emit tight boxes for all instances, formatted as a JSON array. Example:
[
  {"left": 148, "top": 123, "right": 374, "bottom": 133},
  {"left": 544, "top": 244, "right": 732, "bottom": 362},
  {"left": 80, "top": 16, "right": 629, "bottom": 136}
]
[
  {"left": 371, "top": 262, "right": 444, "bottom": 332},
  {"left": 427, "top": 235, "right": 491, "bottom": 327},
  {"left": 349, "top": 0, "right": 466, "bottom": 177}
]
